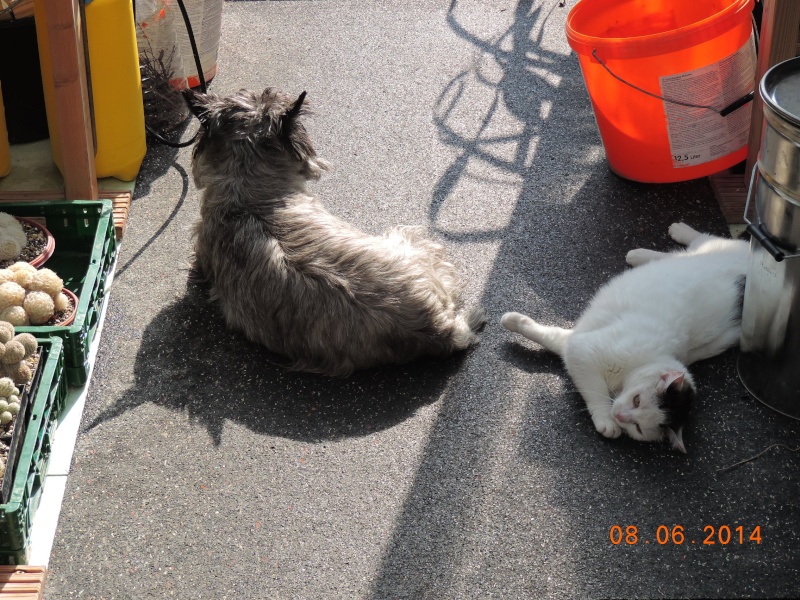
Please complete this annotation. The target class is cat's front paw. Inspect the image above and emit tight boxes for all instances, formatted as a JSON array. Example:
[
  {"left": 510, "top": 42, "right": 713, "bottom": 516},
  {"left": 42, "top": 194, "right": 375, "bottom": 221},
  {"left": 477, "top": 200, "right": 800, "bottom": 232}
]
[
  {"left": 669, "top": 222, "right": 700, "bottom": 246},
  {"left": 626, "top": 248, "right": 653, "bottom": 267},
  {"left": 500, "top": 312, "right": 525, "bottom": 333},
  {"left": 593, "top": 415, "right": 622, "bottom": 439}
]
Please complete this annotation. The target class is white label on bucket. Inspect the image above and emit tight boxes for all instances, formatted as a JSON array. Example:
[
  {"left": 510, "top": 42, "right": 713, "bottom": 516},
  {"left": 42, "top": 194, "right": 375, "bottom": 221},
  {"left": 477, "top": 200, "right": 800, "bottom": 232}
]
[{"left": 660, "top": 36, "right": 756, "bottom": 168}]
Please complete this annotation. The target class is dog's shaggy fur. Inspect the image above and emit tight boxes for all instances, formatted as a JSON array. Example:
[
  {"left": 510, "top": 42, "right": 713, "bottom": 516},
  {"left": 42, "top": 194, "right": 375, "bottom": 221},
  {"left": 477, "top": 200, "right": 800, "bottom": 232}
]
[{"left": 184, "top": 87, "right": 485, "bottom": 377}]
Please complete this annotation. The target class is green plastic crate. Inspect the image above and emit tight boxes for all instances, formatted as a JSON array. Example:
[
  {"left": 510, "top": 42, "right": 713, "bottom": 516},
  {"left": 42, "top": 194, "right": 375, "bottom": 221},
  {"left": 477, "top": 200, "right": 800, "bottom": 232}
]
[
  {"left": 2, "top": 200, "right": 117, "bottom": 386},
  {"left": 0, "top": 337, "right": 67, "bottom": 564}
]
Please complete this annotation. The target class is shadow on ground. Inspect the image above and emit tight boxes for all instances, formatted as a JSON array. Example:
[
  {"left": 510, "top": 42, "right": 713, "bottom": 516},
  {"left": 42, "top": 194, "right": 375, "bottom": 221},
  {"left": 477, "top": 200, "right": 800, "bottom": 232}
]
[
  {"left": 86, "top": 280, "right": 470, "bottom": 444},
  {"left": 369, "top": 2, "right": 800, "bottom": 598}
]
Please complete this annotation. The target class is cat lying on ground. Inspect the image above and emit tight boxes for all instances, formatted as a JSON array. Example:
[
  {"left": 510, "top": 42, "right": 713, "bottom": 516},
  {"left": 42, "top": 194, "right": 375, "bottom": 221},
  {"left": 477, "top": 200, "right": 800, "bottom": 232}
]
[{"left": 501, "top": 223, "right": 748, "bottom": 452}]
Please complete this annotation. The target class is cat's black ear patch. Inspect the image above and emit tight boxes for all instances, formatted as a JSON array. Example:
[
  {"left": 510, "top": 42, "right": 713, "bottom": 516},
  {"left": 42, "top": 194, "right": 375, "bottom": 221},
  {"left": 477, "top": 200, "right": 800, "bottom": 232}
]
[
  {"left": 660, "top": 379, "right": 694, "bottom": 445},
  {"left": 666, "top": 377, "right": 695, "bottom": 408}
]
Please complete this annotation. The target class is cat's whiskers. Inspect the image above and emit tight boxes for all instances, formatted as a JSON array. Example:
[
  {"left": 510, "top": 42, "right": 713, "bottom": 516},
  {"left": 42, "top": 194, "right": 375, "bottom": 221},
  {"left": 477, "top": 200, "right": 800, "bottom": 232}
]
[
  {"left": 578, "top": 390, "right": 616, "bottom": 404},
  {"left": 567, "top": 390, "right": 613, "bottom": 414}
]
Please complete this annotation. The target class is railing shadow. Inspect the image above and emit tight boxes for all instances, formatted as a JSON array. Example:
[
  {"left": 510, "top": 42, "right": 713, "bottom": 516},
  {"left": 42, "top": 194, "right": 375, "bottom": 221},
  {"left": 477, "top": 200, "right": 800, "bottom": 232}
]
[
  {"left": 368, "top": 1, "right": 786, "bottom": 597},
  {"left": 371, "top": 2, "right": 590, "bottom": 595},
  {"left": 431, "top": 1, "right": 569, "bottom": 239}
]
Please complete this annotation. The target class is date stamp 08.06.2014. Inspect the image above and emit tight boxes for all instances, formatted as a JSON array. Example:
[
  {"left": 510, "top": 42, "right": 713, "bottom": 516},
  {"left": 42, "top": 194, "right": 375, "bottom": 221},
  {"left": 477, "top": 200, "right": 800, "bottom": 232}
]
[{"left": 609, "top": 525, "right": 762, "bottom": 546}]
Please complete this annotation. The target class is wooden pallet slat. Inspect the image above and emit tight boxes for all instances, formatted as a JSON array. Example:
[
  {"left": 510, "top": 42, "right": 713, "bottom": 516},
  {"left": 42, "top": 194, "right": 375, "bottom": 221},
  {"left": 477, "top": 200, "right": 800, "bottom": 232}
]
[
  {"left": 109, "top": 191, "right": 131, "bottom": 240},
  {"left": 0, "top": 190, "right": 132, "bottom": 240},
  {"left": 0, "top": 566, "right": 46, "bottom": 600}
]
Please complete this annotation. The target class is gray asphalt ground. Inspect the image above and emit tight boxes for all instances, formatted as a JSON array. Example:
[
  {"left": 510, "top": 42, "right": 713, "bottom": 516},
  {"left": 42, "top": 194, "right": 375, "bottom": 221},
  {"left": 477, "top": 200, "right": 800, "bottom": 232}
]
[{"left": 43, "top": 1, "right": 800, "bottom": 598}]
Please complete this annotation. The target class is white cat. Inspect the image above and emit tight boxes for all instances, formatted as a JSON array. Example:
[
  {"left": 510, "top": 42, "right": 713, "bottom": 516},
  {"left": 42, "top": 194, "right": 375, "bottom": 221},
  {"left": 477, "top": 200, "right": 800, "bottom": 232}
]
[{"left": 501, "top": 223, "right": 748, "bottom": 453}]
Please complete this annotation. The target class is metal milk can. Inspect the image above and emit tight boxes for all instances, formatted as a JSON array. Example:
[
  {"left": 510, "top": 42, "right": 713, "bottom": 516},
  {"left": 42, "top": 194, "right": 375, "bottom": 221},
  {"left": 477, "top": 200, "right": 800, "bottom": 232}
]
[{"left": 739, "top": 56, "right": 800, "bottom": 420}]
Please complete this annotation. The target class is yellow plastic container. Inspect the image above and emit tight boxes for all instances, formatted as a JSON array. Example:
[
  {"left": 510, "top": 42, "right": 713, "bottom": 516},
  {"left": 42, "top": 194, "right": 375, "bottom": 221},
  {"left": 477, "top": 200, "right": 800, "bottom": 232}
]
[{"left": 34, "top": 0, "right": 146, "bottom": 181}]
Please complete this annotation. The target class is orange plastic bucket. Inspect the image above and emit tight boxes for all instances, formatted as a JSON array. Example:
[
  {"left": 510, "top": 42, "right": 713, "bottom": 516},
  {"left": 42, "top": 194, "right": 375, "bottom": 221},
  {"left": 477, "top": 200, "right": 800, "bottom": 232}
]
[{"left": 566, "top": 0, "right": 755, "bottom": 183}]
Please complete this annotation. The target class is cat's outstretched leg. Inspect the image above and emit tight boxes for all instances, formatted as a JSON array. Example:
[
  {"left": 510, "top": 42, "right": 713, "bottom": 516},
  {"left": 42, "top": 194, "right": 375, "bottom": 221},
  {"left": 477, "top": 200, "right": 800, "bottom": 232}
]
[
  {"left": 501, "top": 312, "right": 571, "bottom": 356},
  {"left": 669, "top": 222, "right": 704, "bottom": 246},
  {"left": 628, "top": 224, "right": 712, "bottom": 266},
  {"left": 626, "top": 248, "right": 669, "bottom": 267},
  {"left": 670, "top": 222, "right": 721, "bottom": 252}
]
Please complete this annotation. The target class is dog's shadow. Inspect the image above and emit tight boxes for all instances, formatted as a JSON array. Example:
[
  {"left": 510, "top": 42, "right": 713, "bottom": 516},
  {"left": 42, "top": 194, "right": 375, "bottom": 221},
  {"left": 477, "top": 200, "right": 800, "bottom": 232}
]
[{"left": 87, "top": 282, "right": 469, "bottom": 444}]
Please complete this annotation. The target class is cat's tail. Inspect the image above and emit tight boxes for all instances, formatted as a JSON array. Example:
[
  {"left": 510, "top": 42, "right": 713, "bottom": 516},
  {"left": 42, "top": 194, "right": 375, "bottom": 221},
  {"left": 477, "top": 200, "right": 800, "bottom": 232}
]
[{"left": 500, "top": 311, "right": 571, "bottom": 357}]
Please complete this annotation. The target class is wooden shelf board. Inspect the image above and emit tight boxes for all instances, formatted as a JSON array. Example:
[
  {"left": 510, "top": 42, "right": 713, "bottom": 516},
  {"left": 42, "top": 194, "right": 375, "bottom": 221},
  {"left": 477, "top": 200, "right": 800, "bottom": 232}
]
[{"left": 0, "top": 140, "right": 134, "bottom": 239}]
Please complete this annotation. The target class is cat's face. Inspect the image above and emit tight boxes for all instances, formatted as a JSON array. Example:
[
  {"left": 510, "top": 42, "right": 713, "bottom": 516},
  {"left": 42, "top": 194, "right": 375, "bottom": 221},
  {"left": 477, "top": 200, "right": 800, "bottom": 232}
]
[{"left": 611, "top": 366, "right": 694, "bottom": 452}]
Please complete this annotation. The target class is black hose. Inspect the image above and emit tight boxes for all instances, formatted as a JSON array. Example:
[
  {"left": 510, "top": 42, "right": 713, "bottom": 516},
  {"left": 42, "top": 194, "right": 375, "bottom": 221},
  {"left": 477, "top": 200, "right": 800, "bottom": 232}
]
[{"left": 139, "top": 0, "right": 209, "bottom": 148}]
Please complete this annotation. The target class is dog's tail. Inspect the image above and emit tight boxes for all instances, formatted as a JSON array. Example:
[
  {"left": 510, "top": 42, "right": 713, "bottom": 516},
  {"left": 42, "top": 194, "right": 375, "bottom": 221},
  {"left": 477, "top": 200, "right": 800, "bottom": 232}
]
[
  {"left": 465, "top": 306, "right": 487, "bottom": 332},
  {"left": 450, "top": 306, "right": 486, "bottom": 350}
]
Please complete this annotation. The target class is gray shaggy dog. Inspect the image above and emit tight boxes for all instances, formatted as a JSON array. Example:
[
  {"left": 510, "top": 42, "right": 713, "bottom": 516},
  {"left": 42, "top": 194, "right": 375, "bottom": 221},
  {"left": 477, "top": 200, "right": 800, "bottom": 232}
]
[{"left": 184, "top": 87, "right": 486, "bottom": 377}]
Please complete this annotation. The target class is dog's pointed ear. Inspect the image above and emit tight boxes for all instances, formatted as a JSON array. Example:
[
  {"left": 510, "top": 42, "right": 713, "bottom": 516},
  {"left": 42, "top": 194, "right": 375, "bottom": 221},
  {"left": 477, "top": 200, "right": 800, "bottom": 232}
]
[
  {"left": 284, "top": 91, "right": 307, "bottom": 123},
  {"left": 183, "top": 89, "right": 211, "bottom": 123}
]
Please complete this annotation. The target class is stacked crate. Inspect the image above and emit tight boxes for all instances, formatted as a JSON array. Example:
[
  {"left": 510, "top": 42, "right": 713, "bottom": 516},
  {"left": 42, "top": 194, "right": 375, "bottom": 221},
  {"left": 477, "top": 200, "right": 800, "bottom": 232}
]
[
  {"left": 0, "top": 200, "right": 117, "bottom": 564},
  {"left": 0, "top": 338, "right": 66, "bottom": 565},
  {"left": 0, "top": 0, "right": 127, "bottom": 583}
]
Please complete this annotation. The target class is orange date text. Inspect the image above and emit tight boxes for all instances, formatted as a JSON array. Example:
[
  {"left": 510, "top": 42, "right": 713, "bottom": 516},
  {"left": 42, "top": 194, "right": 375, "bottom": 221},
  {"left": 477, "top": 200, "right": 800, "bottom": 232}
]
[{"left": 609, "top": 525, "right": 762, "bottom": 546}]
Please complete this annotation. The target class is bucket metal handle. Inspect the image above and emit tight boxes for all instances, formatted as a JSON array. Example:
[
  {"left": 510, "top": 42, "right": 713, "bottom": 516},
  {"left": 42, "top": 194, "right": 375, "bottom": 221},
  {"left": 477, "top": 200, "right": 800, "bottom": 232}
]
[
  {"left": 743, "top": 167, "right": 800, "bottom": 262},
  {"left": 591, "top": 49, "right": 755, "bottom": 117}
]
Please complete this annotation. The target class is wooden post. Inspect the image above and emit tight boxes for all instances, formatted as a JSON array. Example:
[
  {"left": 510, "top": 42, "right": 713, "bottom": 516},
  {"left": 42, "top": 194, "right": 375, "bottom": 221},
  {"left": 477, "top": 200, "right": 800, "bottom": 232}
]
[
  {"left": 42, "top": 0, "right": 98, "bottom": 200},
  {"left": 745, "top": 0, "right": 800, "bottom": 183}
]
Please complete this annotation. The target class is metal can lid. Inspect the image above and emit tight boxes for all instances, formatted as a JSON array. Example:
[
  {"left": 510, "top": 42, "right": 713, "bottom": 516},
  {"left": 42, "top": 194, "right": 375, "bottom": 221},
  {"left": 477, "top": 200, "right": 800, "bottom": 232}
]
[{"left": 761, "top": 56, "right": 800, "bottom": 128}]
